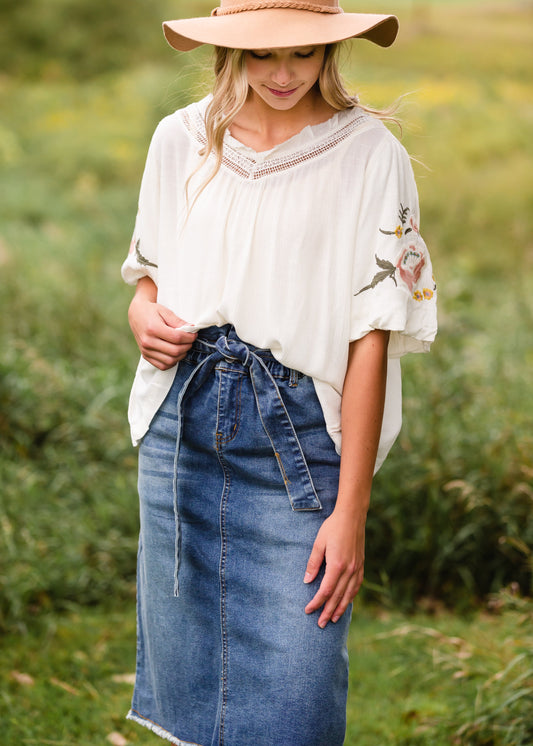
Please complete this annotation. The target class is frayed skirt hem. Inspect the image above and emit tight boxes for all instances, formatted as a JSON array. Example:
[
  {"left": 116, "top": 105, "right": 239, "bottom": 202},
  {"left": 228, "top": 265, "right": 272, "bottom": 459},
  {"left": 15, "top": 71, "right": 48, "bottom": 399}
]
[{"left": 126, "top": 709, "right": 204, "bottom": 746}]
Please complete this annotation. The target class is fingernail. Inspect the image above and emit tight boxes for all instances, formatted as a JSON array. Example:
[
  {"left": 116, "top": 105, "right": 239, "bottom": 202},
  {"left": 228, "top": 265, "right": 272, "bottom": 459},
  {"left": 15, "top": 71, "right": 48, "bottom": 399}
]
[
  {"left": 303, "top": 572, "right": 312, "bottom": 584},
  {"left": 332, "top": 615, "right": 339, "bottom": 623},
  {"left": 318, "top": 619, "right": 327, "bottom": 629}
]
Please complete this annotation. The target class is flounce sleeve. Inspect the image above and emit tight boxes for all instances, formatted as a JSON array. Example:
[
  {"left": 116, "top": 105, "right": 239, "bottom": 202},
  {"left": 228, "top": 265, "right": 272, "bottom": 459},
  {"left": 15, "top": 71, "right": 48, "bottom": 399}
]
[
  {"left": 350, "top": 132, "right": 437, "bottom": 357},
  {"left": 121, "top": 126, "right": 162, "bottom": 287}
]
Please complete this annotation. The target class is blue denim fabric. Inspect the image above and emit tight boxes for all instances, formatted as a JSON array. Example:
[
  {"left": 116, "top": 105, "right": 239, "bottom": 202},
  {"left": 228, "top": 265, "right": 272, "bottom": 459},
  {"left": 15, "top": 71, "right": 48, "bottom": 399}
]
[{"left": 128, "top": 326, "right": 350, "bottom": 746}]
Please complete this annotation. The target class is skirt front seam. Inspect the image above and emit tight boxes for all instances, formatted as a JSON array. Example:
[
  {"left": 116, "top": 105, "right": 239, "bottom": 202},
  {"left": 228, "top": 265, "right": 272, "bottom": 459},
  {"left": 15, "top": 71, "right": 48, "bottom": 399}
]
[{"left": 216, "top": 440, "right": 231, "bottom": 746}]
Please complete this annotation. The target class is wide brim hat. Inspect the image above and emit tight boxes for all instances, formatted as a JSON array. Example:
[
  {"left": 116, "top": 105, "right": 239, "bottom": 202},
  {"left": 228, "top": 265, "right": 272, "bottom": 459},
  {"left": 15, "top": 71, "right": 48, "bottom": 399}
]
[{"left": 163, "top": 0, "right": 399, "bottom": 52}]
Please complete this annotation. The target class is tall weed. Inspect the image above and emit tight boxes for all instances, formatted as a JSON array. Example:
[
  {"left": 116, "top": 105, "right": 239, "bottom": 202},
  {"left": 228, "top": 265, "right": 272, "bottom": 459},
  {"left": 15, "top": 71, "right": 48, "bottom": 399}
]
[{"left": 453, "top": 592, "right": 533, "bottom": 746}]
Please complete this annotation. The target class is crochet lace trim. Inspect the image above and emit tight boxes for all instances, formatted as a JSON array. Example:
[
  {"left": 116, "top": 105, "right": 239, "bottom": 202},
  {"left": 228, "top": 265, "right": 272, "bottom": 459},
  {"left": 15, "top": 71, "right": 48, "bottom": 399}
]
[{"left": 181, "top": 106, "right": 370, "bottom": 181}]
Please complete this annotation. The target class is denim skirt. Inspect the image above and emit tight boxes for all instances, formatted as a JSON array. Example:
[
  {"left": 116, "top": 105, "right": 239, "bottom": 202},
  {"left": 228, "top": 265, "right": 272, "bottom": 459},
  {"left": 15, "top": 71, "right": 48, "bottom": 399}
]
[{"left": 127, "top": 326, "right": 351, "bottom": 746}]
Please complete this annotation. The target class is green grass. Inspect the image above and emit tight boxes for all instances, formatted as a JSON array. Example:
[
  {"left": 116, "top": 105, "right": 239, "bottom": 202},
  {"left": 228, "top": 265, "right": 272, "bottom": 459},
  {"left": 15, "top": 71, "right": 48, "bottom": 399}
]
[
  {"left": 348, "top": 593, "right": 533, "bottom": 745},
  {"left": 1, "top": 595, "right": 531, "bottom": 745}
]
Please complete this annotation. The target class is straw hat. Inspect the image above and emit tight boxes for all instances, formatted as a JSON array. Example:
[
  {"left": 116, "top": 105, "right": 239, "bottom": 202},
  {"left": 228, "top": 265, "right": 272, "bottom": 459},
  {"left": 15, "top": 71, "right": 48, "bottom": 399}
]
[{"left": 163, "top": 0, "right": 399, "bottom": 52}]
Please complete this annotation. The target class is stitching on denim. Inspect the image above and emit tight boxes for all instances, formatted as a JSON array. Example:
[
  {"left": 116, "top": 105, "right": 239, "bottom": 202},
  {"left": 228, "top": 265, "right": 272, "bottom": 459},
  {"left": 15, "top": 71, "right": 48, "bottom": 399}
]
[
  {"left": 215, "top": 370, "right": 224, "bottom": 450},
  {"left": 232, "top": 376, "right": 242, "bottom": 443},
  {"left": 289, "top": 370, "right": 298, "bottom": 387},
  {"left": 248, "top": 368, "right": 295, "bottom": 507},
  {"left": 215, "top": 410, "right": 230, "bottom": 746},
  {"left": 215, "top": 371, "right": 243, "bottom": 444},
  {"left": 222, "top": 374, "right": 242, "bottom": 444},
  {"left": 216, "top": 365, "right": 247, "bottom": 375},
  {"left": 216, "top": 363, "right": 291, "bottom": 381},
  {"left": 274, "top": 451, "right": 289, "bottom": 486},
  {"left": 269, "top": 372, "right": 322, "bottom": 511},
  {"left": 218, "top": 465, "right": 229, "bottom": 746}
]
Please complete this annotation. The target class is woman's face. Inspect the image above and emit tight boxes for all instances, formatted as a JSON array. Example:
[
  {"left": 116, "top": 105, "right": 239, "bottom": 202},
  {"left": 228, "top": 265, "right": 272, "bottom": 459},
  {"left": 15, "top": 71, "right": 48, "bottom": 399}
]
[{"left": 244, "top": 45, "right": 326, "bottom": 111}]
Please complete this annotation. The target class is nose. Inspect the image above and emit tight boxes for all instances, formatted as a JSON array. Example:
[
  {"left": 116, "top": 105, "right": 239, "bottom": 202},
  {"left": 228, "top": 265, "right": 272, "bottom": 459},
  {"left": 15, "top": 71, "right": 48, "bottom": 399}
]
[{"left": 271, "top": 60, "right": 293, "bottom": 87}]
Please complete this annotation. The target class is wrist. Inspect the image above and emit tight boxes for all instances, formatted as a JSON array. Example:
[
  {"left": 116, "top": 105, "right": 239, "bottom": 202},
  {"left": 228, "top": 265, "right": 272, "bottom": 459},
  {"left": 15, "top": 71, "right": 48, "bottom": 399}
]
[
  {"left": 332, "top": 492, "right": 370, "bottom": 523},
  {"left": 134, "top": 276, "right": 157, "bottom": 303},
  {"left": 334, "top": 480, "right": 371, "bottom": 522}
]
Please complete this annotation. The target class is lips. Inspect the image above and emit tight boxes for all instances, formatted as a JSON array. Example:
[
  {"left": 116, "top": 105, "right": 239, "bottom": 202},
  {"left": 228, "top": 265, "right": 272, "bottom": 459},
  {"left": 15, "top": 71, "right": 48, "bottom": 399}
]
[{"left": 266, "top": 86, "right": 299, "bottom": 98}]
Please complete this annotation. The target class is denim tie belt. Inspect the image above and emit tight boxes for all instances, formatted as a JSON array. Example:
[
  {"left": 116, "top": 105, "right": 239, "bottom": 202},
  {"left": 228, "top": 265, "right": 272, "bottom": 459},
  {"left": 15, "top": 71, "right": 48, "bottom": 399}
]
[{"left": 173, "top": 329, "right": 321, "bottom": 595}]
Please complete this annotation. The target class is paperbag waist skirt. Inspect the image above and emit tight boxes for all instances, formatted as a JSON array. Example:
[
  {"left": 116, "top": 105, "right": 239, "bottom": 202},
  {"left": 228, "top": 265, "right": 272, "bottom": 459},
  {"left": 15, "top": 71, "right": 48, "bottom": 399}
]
[{"left": 128, "top": 325, "right": 351, "bottom": 746}]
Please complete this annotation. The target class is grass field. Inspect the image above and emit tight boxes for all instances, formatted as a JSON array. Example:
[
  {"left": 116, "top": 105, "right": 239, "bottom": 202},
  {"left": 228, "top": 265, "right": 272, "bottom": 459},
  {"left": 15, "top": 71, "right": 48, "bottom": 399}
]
[
  {"left": 1, "top": 594, "right": 532, "bottom": 745},
  {"left": 1, "top": 0, "right": 533, "bottom": 743}
]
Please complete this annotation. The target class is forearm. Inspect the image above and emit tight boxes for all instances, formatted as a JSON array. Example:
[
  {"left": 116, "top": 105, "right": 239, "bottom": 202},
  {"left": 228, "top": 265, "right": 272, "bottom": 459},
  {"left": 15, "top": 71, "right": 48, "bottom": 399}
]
[
  {"left": 130, "top": 275, "right": 158, "bottom": 305},
  {"left": 335, "top": 330, "right": 390, "bottom": 519},
  {"left": 304, "top": 329, "right": 390, "bottom": 626}
]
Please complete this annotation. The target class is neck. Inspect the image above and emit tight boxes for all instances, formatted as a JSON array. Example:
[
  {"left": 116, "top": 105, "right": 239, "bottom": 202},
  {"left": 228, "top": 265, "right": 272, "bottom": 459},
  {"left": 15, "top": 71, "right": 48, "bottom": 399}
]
[{"left": 230, "top": 87, "right": 337, "bottom": 152}]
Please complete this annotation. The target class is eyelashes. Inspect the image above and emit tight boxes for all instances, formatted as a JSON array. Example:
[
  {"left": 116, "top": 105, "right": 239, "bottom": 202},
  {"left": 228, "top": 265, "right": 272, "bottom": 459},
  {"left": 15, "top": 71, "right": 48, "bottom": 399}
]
[{"left": 249, "top": 49, "right": 316, "bottom": 60}]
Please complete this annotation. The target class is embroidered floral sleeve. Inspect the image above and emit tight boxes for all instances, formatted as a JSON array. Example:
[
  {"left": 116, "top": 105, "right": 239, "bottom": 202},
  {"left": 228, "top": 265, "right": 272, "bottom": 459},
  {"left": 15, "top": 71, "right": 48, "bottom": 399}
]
[
  {"left": 121, "top": 125, "right": 162, "bottom": 287},
  {"left": 130, "top": 237, "right": 158, "bottom": 269},
  {"left": 354, "top": 203, "right": 436, "bottom": 302},
  {"left": 349, "top": 131, "right": 437, "bottom": 356},
  {"left": 122, "top": 214, "right": 159, "bottom": 285}
]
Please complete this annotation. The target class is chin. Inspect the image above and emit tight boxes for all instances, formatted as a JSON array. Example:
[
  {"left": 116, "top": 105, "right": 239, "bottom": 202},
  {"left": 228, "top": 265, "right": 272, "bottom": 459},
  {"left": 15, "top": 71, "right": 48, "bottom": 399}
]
[{"left": 264, "top": 91, "right": 308, "bottom": 110}]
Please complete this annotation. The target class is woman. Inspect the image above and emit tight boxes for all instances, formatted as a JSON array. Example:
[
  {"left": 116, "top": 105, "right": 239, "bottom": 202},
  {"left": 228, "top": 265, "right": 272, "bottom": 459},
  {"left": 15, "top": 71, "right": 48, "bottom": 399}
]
[{"left": 122, "top": 2, "right": 437, "bottom": 744}]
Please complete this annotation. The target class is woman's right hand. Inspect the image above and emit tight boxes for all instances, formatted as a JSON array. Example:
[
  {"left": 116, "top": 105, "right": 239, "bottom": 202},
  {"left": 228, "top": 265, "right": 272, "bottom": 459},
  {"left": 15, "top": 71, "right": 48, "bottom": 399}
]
[{"left": 128, "top": 277, "right": 197, "bottom": 370}]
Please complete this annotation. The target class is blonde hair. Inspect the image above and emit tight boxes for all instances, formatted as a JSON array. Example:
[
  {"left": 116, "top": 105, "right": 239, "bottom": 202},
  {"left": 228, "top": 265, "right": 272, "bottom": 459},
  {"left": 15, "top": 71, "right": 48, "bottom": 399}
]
[{"left": 186, "top": 43, "right": 398, "bottom": 202}]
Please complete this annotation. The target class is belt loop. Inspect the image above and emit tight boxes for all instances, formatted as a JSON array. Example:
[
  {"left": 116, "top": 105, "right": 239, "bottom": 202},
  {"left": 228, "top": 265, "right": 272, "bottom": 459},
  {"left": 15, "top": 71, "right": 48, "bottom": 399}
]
[{"left": 289, "top": 367, "right": 299, "bottom": 387}]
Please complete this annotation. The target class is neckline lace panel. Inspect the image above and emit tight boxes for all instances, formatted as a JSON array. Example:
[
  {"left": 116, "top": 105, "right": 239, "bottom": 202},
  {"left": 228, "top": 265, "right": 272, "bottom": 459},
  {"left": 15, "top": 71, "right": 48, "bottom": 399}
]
[{"left": 181, "top": 103, "right": 372, "bottom": 181}]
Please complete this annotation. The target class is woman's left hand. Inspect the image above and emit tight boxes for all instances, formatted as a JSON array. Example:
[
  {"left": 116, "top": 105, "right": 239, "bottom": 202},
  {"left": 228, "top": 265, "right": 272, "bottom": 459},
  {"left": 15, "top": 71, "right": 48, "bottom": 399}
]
[{"left": 303, "top": 508, "right": 366, "bottom": 628}]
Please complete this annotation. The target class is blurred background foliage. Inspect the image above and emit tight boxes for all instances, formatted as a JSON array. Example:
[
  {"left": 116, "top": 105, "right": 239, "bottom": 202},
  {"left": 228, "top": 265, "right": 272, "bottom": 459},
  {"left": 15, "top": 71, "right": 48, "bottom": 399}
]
[
  {"left": 0, "top": 0, "right": 179, "bottom": 78},
  {"left": 0, "top": 0, "right": 532, "bottom": 635}
]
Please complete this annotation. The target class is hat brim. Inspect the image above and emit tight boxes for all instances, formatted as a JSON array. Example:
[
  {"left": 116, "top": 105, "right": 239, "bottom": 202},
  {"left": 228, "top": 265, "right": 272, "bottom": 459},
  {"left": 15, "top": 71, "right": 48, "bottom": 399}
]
[{"left": 163, "top": 10, "right": 399, "bottom": 52}]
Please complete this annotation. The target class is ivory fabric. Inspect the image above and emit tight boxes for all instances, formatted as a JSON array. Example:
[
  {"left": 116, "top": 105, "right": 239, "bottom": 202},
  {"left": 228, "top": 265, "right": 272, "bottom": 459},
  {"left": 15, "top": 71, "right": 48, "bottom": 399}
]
[{"left": 121, "top": 96, "right": 437, "bottom": 472}]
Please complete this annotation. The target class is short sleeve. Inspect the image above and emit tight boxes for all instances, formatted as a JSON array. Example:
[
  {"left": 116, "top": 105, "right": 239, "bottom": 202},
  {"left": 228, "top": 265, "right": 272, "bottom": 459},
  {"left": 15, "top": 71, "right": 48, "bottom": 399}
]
[
  {"left": 120, "top": 127, "right": 162, "bottom": 287},
  {"left": 350, "top": 131, "right": 437, "bottom": 357}
]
